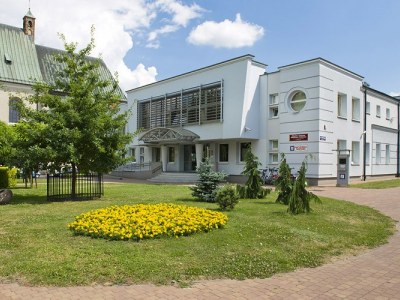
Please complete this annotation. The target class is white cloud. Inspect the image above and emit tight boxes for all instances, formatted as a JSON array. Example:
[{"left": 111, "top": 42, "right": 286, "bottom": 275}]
[
  {"left": 188, "top": 13, "right": 264, "bottom": 48},
  {"left": 146, "top": 0, "right": 204, "bottom": 47},
  {"left": 390, "top": 92, "right": 400, "bottom": 97}
]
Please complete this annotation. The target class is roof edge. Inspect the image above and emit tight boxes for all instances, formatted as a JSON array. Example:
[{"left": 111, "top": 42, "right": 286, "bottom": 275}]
[
  {"left": 126, "top": 54, "right": 265, "bottom": 93},
  {"left": 279, "top": 57, "right": 364, "bottom": 81}
]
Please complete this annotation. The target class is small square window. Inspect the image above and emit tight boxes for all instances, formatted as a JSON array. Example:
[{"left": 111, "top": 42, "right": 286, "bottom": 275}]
[
  {"left": 269, "top": 94, "right": 279, "bottom": 105},
  {"left": 270, "top": 140, "right": 278, "bottom": 151},
  {"left": 269, "top": 107, "right": 279, "bottom": 118},
  {"left": 269, "top": 153, "right": 279, "bottom": 164}
]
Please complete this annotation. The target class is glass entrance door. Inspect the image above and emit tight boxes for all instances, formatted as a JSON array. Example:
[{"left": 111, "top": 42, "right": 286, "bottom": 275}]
[{"left": 184, "top": 145, "right": 196, "bottom": 172}]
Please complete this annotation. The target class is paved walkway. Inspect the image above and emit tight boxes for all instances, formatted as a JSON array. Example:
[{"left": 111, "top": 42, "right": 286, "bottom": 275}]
[{"left": 1, "top": 186, "right": 399, "bottom": 299}]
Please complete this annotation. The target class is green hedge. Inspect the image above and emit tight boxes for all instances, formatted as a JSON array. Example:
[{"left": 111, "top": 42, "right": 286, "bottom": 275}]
[{"left": 0, "top": 167, "right": 8, "bottom": 188}]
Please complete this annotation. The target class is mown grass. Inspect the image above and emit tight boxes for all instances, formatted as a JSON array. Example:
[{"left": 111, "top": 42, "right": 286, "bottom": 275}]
[
  {"left": 350, "top": 179, "right": 400, "bottom": 189},
  {"left": 0, "top": 182, "right": 395, "bottom": 287}
]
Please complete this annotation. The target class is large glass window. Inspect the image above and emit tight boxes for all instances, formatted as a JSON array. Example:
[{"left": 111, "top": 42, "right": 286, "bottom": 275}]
[
  {"left": 9, "top": 98, "right": 21, "bottom": 123},
  {"left": 138, "top": 81, "right": 222, "bottom": 130},
  {"left": 219, "top": 144, "right": 229, "bottom": 162},
  {"left": 338, "top": 93, "right": 347, "bottom": 118},
  {"left": 290, "top": 91, "right": 307, "bottom": 112},
  {"left": 240, "top": 142, "right": 251, "bottom": 162}
]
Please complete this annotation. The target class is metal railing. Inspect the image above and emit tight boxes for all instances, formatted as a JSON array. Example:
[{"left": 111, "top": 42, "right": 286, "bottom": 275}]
[{"left": 47, "top": 173, "right": 103, "bottom": 201}]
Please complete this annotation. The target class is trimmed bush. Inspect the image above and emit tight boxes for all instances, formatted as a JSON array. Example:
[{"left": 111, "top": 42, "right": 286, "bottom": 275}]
[
  {"left": 7, "top": 167, "right": 17, "bottom": 188},
  {"left": 215, "top": 184, "right": 239, "bottom": 210},
  {"left": 0, "top": 167, "right": 8, "bottom": 189}
]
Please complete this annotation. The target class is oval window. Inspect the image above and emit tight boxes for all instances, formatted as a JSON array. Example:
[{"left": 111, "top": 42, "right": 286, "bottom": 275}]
[{"left": 290, "top": 91, "right": 307, "bottom": 112}]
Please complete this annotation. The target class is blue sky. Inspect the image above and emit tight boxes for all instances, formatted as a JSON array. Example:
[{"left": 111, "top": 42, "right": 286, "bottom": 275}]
[{"left": 2, "top": 0, "right": 399, "bottom": 95}]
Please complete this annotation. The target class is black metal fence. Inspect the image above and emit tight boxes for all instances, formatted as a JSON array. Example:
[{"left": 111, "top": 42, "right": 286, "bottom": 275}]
[{"left": 47, "top": 173, "right": 103, "bottom": 201}]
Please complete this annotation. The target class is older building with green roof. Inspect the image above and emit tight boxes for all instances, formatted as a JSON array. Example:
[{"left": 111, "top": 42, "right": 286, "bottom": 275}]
[{"left": 0, "top": 9, "right": 125, "bottom": 124}]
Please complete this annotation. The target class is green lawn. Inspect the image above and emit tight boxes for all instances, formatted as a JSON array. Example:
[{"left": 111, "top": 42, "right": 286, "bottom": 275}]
[
  {"left": 350, "top": 179, "right": 400, "bottom": 189},
  {"left": 0, "top": 182, "right": 395, "bottom": 287}
]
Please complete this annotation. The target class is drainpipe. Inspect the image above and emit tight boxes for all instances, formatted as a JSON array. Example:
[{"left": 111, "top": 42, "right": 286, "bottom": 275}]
[
  {"left": 397, "top": 99, "right": 400, "bottom": 177},
  {"left": 362, "top": 83, "right": 368, "bottom": 181}
]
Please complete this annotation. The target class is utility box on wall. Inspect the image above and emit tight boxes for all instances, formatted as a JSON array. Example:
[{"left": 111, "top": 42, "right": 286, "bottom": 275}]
[{"left": 337, "top": 150, "right": 350, "bottom": 187}]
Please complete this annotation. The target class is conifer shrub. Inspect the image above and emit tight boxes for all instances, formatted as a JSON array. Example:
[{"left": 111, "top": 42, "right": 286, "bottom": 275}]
[
  {"left": 191, "top": 159, "right": 227, "bottom": 202},
  {"left": 215, "top": 184, "right": 239, "bottom": 210},
  {"left": 237, "top": 147, "right": 270, "bottom": 199},
  {"left": 275, "top": 153, "right": 293, "bottom": 205},
  {"left": 288, "top": 160, "right": 321, "bottom": 214}
]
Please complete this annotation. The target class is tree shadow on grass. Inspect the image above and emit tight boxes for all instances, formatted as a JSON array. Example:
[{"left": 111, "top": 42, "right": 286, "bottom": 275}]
[{"left": 8, "top": 193, "right": 49, "bottom": 205}]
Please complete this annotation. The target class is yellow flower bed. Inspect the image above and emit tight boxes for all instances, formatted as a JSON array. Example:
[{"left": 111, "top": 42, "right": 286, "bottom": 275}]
[{"left": 68, "top": 203, "right": 228, "bottom": 241}]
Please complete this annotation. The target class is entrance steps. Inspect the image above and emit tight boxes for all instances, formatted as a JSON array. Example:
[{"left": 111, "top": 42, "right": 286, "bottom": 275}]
[{"left": 148, "top": 172, "right": 199, "bottom": 184}]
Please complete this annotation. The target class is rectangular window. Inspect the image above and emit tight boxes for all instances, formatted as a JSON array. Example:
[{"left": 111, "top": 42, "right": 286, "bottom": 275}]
[
  {"left": 154, "top": 147, "right": 161, "bottom": 162},
  {"left": 269, "top": 94, "right": 279, "bottom": 105},
  {"left": 240, "top": 142, "right": 251, "bottom": 162},
  {"left": 168, "top": 147, "right": 175, "bottom": 163},
  {"left": 365, "top": 143, "right": 370, "bottom": 165},
  {"left": 219, "top": 144, "right": 229, "bottom": 162},
  {"left": 269, "top": 153, "right": 279, "bottom": 164},
  {"left": 337, "top": 93, "right": 347, "bottom": 118},
  {"left": 386, "top": 108, "right": 390, "bottom": 120},
  {"left": 351, "top": 141, "right": 360, "bottom": 165},
  {"left": 386, "top": 144, "right": 390, "bottom": 164},
  {"left": 337, "top": 139, "right": 347, "bottom": 151},
  {"left": 129, "top": 148, "right": 136, "bottom": 161},
  {"left": 376, "top": 143, "right": 381, "bottom": 164},
  {"left": 376, "top": 105, "right": 381, "bottom": 118},
  {"left": 352, "top": 97, "right": 360, "bottom": 121},
  {"left": 139, "top": 147, "right": 145, "bottom": 164},
  {"left": 366, "top": 101, "right": 370, "bottom": 115},
  {"left": 269, "top": 106, "right": 279, "bottom": 118},
  {"left": 270, "top": 140, "right": 278, "bottom": 151}
]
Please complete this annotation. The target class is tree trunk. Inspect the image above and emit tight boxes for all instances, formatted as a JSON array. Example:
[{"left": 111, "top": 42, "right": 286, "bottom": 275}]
[{"left": 71, "top": 162, "right": 77, "bottom": 199}]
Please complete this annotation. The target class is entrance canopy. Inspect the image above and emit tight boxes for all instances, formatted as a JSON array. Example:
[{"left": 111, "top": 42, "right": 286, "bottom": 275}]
[{"left": 139, "top": 127, "right": 199, "bottom": 144}]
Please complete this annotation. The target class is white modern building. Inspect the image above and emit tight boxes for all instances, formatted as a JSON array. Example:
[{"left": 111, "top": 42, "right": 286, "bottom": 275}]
[{"left": 126, "top": 55, "right": 400, "bottom": 184}]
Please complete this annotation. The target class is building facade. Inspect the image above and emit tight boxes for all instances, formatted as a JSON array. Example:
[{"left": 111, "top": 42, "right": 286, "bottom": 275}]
[{"left": 127, "top": 55, "right": 399, "bottom": 184}]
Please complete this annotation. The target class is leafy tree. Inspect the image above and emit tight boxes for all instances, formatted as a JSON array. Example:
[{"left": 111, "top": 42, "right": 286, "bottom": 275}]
[
  {"left": 237, "top": 146, "right": 270, "bottom": 199},
  {"left": 191, "top": 159, "right": 227, "bottom": 202},
  {"left": 11, "top": 122, "right": 55, "bottom": 188},
  {"left": 275, "top": 153, "right": 293, "bottom": 205},
  {"left": 0, "top": 121, "right": 15, "bottom": 166},
  {"left": 288, "top": 160, "right": 321, "bottom": 214},
  {"left": 15, "top": 28, "right": 132, "bottom": 196}
]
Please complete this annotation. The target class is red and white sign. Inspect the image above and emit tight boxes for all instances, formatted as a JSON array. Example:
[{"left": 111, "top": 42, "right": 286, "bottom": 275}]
[
  {"left": 290, "top": 145, "right": 308, "bottom": 152},
  {"left": 289, "top": 133, "right": 308, "bottom": 141}
]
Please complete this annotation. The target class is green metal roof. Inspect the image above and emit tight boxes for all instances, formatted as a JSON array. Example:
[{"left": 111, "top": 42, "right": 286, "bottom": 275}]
[
  {"left": 36, "top": 45, "right": 126, "bottom": 99},
  {"left": 0, "top": 23, "right": 43, "bottom": 84},
  {"left": 0, "top": 22, "right": 125, "bottom": 100}
]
